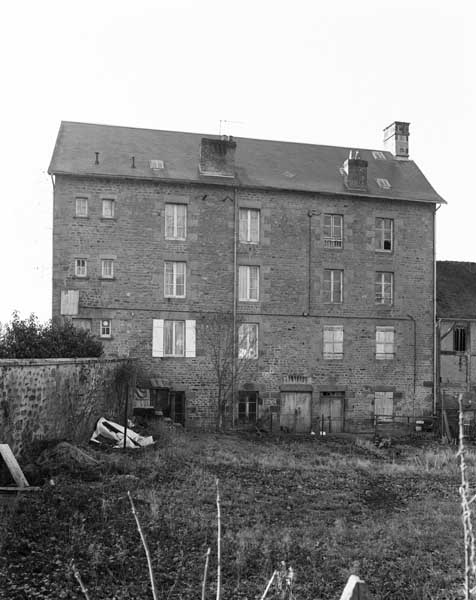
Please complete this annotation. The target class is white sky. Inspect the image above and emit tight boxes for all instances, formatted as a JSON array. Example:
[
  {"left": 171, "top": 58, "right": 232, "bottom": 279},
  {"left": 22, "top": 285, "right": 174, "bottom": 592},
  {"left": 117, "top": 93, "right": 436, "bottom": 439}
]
[{"left": 0, "top": 0, "right": 474, "bottom": 322}]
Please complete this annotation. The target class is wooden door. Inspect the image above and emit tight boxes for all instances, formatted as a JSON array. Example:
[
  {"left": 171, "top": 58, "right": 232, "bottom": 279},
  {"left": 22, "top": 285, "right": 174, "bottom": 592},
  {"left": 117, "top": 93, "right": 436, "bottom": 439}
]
[
  {"left": 170, "top": 391, "right": 186, "bottom": 426},
  {"left": 320, "top": 392, "right": 344, "bottom": 432},
  {"left": 280, "top": 392, "right": 312, "bottom": 433}
]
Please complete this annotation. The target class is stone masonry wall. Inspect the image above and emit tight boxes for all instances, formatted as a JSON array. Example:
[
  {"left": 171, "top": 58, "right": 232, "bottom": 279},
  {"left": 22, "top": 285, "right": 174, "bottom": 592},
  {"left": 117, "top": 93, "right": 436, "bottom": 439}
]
[
  {"left": 52, "top": 175, "right": 435, "bottom": 430},
  {"left": 0, "top": 358, "right": 130, "bottom": 456}
]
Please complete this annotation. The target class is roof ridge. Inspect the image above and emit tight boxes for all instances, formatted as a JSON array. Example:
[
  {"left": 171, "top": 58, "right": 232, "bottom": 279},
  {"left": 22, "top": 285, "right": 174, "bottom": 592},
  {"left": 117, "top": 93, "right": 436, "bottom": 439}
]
[{"left": 59, "top": 120, "right": 396, "bottom": 156}]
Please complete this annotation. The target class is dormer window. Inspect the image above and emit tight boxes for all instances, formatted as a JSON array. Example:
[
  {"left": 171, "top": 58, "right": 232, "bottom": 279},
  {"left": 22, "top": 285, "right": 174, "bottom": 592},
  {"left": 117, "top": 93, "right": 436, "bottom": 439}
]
[
  {"left": 372, "top": 151, "right": 386, "bottom": 160},
  {"left": 376, "top": 178, "right": 391, "bottom": 189},
  {"left": 150, "top": 159, "right": 164, "bottom": 170}
]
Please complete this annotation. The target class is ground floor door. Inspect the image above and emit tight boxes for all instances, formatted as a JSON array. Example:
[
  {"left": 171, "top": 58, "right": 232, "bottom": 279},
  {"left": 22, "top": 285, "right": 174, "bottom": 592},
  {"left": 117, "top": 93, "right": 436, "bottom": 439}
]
[
  {"left": 151, "top": 388, "right": 186, "bottom": 426},
  {"left": 319, "top": 391, "right": 345, "bottom": 433},
  {"left": 238, "top": 391, "right": 258, "bottom": 426},
  {"left": 169, "top": 391, "right": 186, "bottom": 426},
  {"left": 280, "top": 392, "right": 312, "bottom": 433}
]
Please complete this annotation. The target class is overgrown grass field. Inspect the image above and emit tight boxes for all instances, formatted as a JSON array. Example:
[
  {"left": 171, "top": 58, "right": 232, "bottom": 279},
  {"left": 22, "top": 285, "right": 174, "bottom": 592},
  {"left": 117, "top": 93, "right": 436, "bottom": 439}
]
[{"left": 0, "top": 431, "right": 468, "bottom": 599}]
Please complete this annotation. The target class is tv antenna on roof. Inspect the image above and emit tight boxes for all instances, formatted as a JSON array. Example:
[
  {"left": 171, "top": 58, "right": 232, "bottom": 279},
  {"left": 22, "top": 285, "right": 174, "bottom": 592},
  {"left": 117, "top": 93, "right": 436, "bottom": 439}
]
[{"left": 219, "top": 119, "right": 244, "bottom": 136}]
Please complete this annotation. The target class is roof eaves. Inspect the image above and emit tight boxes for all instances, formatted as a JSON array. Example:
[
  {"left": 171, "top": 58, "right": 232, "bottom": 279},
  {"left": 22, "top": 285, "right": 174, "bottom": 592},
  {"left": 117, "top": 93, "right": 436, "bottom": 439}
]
[{"left": 48, "top": 169, "right": 445, "bottom": 204}]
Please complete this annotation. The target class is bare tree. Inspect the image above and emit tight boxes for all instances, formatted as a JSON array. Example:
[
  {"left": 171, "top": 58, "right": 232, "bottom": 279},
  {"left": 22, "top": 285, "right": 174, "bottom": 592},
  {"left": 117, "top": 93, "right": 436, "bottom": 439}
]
[{"left": 200, "top": 312, "right": 257, "bottom": 431}]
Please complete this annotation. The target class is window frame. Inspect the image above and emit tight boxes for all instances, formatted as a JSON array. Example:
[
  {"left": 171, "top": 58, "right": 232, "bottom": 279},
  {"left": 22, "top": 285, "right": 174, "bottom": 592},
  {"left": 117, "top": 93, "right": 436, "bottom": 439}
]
[
  {"left": 164, "top": 261, "right": 186, "bottom": 298},
  {"left": 102, "top": 198, "right": 115, "bottom": 219},
  {"left": 74, "top": 258, "right": 88, "bottom": 278},
  {"left": 238, "top": 265, "right": 260, "bottom": 302},
  {"left": 323, "top": 214, "right": 343, "bottom": 249},
  {"left": 454, "top": 326, "right": 467, "bottom": 352},
  {"left": 100, "top": 319, "right": 112, "bottom": 338},
  {"left": 101, "top": 258, "right": 114, "bottom": 279},
  {"left": 165, "top": 203, "right": 187, "bottom": 240},
  {"left": 164, "top": 320, "right": 186, "bottom": 357},
  {"left": 375, "top": 217, "right": 393, "bottom": 252},
  {"left": 323, "top": 269, "right": 343, "bottom": 303},
  {"left": 375, "top": 271, "right": 394, "bottom": 305},
  {"left": 239, "top": 208, "right": 260, "bottom": 244},
  {"left": 238, "top": 323, "right": 259, "bottom": 359},
  {"left": 376, "top": 326, "right": 395, "bottom": 360},
  {"left": 323, "top": 325, "right": 344, "bottom": 360},
  {"left": 75, "top": 197, "right": 88, "bottom": 218}
]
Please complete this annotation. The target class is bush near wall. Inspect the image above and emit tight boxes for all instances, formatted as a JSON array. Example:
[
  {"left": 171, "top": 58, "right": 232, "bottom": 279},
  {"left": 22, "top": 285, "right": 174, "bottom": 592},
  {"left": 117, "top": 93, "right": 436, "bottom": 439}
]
[
  {"left": 0, "top": 358, "right": 134, "bottom": 457},
  {"left": 0, "top": 312, "right": 103, "bottom": 359}
]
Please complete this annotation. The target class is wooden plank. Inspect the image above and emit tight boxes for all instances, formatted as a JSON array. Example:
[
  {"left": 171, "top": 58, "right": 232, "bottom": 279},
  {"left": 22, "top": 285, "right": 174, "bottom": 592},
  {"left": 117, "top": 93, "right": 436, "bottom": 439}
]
[
  {"left": 339, "top": 575, "right": 369, "bottom": 600},
  {"left": 0, "top": 486, "right": 41, "bottom": 493},
  {"left": 443, "top": 410, "right": 453, "bottom": 442},
  {"left": 0, "top": 444, "right": 30, "bottom": 487}
]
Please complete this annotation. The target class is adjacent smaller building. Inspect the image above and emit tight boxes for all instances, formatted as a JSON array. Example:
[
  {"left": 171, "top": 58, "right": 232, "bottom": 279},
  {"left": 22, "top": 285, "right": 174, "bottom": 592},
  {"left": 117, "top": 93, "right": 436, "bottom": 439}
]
[{"left": 437, "top": 261, "right": 476, "bottom": 435}]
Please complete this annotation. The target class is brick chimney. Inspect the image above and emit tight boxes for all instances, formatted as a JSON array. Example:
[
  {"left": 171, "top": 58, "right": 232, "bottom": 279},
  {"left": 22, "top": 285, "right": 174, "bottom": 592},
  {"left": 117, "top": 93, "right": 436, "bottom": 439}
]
[
  {"left": 383, "top": 121, "right": 410, "bottom": 159},
  {"left": 343, "top": 150, "right": 368, "bottom": 190},
  {"left": 199, "top": 136, "right": 237, "bottom": 177}
]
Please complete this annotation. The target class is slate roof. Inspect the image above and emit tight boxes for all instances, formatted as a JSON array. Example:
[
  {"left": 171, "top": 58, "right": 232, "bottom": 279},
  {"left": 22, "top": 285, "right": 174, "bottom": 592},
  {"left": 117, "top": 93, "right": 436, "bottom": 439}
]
[
  {"left": 437, "top": 262, "right": 476, "bottom": 319},
  {"left": 49, "top": 121, "right": 445, "bottom": 204}
]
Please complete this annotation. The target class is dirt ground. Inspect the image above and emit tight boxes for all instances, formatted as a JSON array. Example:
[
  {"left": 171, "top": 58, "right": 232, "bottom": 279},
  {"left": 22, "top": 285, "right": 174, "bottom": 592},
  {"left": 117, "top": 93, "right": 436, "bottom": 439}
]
[{"left": 0, "top": 430, "right": 467, "bottom": 599}]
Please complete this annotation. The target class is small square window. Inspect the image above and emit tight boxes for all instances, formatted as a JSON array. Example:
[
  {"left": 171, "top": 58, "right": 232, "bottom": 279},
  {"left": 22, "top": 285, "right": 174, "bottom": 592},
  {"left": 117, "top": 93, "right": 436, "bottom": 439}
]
[
  {"left": 75, "top": 258, "right": 87, "bottom": 278},
  {"left": 102, "top": 199, "right": 115, "bottom": 219},
  {"left": 75, "top": 197, "right": 88, "bottom": 217},
  {"left": 100, "top": 319, "right": 112, "bottom": 338},
  {"left": 101, "top": 259, "right": 114, "bottom": 279}
]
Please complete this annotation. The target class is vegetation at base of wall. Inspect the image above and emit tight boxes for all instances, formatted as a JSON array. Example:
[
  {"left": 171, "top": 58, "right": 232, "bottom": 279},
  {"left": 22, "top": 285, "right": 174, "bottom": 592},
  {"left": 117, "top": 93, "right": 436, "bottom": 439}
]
[
  {"left": 0, "top": 312, "right": 103, "bottom": 358},
  {"left": 0, "top": 432, "right": 465, "bottom": 599}
]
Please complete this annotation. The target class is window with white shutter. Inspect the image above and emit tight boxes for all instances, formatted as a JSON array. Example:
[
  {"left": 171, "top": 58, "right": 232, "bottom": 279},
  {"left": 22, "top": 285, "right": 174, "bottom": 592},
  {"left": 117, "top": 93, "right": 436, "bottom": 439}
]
[{"left": 152, "top": 319, "right": 196, "bottom": 358}]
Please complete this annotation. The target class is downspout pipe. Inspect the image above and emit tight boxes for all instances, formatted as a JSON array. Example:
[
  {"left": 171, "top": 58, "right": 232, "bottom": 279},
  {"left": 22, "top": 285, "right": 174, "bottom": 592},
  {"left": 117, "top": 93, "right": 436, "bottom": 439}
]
[
  {"left": 407, "top": 314, "right": 416, "bottom": 417},
  {"left": 433, "top": 205, "right": 441, "bottom": 414},
  {"left": 231, "top": 187, "right": 238, "bottom": 427},
  {"left": 307, "top": 210, "right": 320, "bottom": 314}
]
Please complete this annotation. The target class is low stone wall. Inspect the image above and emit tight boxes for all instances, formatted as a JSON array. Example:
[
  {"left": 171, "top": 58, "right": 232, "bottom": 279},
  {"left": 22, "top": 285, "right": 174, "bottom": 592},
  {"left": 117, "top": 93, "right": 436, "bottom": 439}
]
[{"left": 0, "top": 358, "right": 132, "bottom": 457}]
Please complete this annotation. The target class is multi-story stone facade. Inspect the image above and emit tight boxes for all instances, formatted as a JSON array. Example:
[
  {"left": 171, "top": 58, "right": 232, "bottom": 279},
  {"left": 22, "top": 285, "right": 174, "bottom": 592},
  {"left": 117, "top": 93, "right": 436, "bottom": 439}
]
[{"left": 49, "top": 121, "right": 444, "bottom": 431}]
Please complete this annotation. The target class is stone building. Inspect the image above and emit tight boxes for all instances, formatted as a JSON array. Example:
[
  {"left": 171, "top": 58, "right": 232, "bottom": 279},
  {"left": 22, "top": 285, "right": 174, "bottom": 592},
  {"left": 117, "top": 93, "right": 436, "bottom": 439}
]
[
  {"left": 49, "top": 121, "right": 444, "bottom": 431},
  {"left": 437, "top": 262, "right": 476, "bottom": 406}
]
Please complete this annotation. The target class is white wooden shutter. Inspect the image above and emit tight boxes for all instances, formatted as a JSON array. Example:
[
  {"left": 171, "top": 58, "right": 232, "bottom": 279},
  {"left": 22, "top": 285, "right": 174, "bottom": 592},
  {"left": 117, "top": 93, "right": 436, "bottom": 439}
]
[
  {"left": 60, "top": 290, "right": 79, "bottom": 315},
  {"left": 152, "top": 319, "right": 164, "bottom": 357},
  {"left": 185, "top": 320, "right": 196, "bottom": 357}
]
